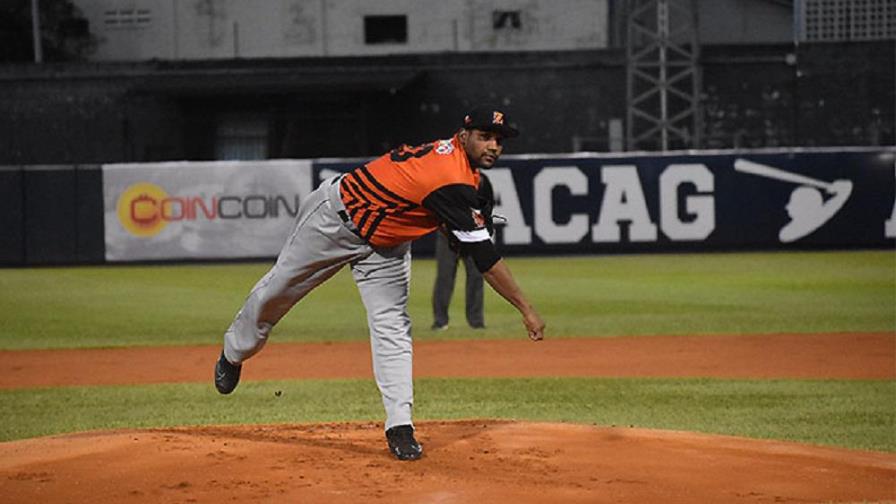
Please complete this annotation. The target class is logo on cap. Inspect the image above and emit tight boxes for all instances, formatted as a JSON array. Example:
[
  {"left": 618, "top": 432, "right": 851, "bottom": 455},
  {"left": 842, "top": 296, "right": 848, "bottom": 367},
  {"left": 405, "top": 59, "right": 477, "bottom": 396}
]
[{"left": 492, "top": 111, "right": 504, "bottom": 125}]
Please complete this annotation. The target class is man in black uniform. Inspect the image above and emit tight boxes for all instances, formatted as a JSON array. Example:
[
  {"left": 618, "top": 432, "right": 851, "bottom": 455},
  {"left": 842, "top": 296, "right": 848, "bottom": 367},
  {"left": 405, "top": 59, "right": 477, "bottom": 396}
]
[{"left": 431, "top": 172, "right": 494, "bottom": 330}]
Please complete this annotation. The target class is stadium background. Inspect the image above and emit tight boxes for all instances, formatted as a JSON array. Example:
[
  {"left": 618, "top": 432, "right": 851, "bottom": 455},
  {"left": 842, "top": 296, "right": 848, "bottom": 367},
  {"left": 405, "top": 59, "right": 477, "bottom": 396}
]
[
  {"left": 0, "top": 1, "right": 894, "bottom": 502},
  {"left": 1, "top": 0, "right": 894, "bottom": 265}
]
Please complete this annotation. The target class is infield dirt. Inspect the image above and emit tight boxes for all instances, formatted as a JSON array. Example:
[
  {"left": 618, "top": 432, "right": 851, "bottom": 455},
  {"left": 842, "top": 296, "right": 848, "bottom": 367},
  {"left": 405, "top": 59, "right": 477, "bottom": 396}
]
[{"left": 1, "top": 332, "right": 894, "bottom": 503}]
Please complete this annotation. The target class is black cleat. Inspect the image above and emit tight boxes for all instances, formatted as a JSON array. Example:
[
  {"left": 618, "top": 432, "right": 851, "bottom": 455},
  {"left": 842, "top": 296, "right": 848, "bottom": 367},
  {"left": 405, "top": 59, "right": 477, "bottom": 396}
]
[
  {"left": 386, "top": 425, "right": 423, "bottom": 461},
  {"left": 214, "top": 351, "right": 241, "bottom": 394}
]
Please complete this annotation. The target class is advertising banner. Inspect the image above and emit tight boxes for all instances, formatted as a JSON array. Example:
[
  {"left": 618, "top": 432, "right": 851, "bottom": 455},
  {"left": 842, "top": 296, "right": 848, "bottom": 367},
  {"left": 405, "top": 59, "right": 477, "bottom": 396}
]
[
  {"left": 100, "top": 149, "right": 894, "bottom": 262},
  {"left": 102, "top": 160, "right": 313, "bottom": 261},
  {"left": 316, "top": 148, "right": 896, "bottom": 255}
]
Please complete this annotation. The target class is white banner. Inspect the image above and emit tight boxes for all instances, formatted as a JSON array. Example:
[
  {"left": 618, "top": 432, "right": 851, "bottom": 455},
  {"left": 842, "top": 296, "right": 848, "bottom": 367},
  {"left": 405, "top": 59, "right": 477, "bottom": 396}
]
[{"left": 103, "top": 160, "right": 313, "bottom": 261}]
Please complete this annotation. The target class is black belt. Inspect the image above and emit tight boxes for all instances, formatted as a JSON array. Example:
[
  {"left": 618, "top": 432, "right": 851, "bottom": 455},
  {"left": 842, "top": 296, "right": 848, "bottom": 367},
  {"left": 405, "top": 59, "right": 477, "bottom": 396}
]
[
  {"left": 337, "top": 208, "right": 364, "bottom": 239},
  {"left": 333, "top": 175, "right": 363, "bottom": 239},
  {"left": 333, "top": 176, "right": 351, "bottom": 223}
]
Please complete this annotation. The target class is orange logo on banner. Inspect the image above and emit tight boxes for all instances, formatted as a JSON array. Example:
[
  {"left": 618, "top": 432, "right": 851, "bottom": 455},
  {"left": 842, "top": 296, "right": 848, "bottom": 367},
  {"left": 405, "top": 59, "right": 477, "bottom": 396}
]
[{"left": 117, "top": 182, "right": 170, "bottom": 237}]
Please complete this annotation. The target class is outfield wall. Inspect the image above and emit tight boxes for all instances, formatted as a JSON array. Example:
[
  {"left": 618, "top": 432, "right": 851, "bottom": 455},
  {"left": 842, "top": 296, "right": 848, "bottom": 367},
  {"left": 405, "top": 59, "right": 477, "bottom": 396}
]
[{"left": 1, "top": 148, "right": 893, "bottom": 265}]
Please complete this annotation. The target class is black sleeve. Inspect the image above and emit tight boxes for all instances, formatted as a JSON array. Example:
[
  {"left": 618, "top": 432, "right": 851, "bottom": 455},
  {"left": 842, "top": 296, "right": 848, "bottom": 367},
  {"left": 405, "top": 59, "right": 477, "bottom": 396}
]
[
  {"left": 463, "top": 240, "right": 501, "bottom": 273},
  {"left": 423, "top": 183, "right": 502, "bottom": 273},
  {"left": 477, "top": 173, "right": 495, "bottom": 234},
  {"left": 478, "top": 172, "right": 494, "bottom": 208},
  {"left": 422, "top": 183, "right": 480, "bottom": 230}
]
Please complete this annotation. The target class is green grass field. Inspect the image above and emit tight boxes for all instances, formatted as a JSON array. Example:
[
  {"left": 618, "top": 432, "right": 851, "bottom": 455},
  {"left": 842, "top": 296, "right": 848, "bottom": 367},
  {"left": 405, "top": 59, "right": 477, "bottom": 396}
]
[
  {"left": 0, "top": 250, "right": 892, "bottom": 349},
  {"left": 2, "top": 378, "right": 893, "bottom": 452},
  {"left": 0, "top": 250, "right": 894, "bottom": 450}
]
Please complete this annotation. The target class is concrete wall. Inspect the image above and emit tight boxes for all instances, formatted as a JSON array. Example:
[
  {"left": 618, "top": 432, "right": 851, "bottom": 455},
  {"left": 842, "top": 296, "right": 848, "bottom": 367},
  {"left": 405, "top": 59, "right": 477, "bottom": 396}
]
[
  {"left": 696, "top": 0, "right": 793, "bottom": 45},
  {"left": 77, "top": 0, "right": 178, "bottom": 60},
  {"left": 76, "top": 0, "right": 610, "bottom": 61},
  {"left": 74, "top": 1, "right": 896, "bottom": 61}
]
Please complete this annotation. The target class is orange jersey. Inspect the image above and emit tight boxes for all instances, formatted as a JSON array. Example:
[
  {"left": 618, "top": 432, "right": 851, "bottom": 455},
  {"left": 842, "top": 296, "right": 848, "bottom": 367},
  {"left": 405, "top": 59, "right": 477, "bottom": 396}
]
[{"left": 340, "top": 135, "right": 483, "bottom": 248}]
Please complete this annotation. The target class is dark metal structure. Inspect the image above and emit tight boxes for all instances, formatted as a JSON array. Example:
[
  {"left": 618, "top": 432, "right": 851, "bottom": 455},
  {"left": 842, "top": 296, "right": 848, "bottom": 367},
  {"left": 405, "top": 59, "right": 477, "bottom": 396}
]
[{"left": 625, "top": 0, "right": 702, "bottom": 150}]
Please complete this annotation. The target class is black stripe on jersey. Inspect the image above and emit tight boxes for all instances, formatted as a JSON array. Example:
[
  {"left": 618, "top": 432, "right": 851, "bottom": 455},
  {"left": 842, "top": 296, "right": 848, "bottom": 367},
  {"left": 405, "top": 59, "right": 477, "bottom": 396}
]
[
  {"left": 347, "top": 174, "right": 417, "bottom": 219},
  {"left": 343, "top": 194, "right": 361, "bottom": 210},
  {"left": 340, "top": 177, "right": 360, "bottom": 200},
  {"left": 356, "top": 209, "right": 372, "bottom": 233},
  {"left": 343, "top": 178, "right": 370, "bottom": 214},
  {"left": 340, "top": 181, "right": 361, "bottom": 207},
  {"left": 348, "top": 171, "right": 399, "bottom": 209},
  {"left": 364, "top": 211, "right": 389, "bottom": 241},
  {"left": 358, "top": 166, "right": 418, "bottom": 207},
  {"left": 341, "top": 170, "right": 418, "bottom": 241}
]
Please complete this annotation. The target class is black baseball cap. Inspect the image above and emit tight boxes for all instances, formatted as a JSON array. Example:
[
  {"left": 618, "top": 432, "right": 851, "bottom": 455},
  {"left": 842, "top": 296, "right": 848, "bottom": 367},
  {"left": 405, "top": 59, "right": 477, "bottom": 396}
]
[{"left": 462, "top": 105, "right": 519, "bottom": 138}]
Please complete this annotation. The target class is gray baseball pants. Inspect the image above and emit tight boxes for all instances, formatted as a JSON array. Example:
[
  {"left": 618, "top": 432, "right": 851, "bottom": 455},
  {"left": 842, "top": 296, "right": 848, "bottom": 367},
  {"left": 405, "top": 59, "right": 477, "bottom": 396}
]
[{"left": 223, "top": 176, "right": 415, "bottom": 430}]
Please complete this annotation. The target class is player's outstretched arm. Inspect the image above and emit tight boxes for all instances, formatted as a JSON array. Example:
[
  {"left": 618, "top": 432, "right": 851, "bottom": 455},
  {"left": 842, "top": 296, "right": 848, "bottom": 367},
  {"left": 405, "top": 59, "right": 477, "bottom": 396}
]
[{"left": 482, "top": 259, "right": 545, "bottom": 341}]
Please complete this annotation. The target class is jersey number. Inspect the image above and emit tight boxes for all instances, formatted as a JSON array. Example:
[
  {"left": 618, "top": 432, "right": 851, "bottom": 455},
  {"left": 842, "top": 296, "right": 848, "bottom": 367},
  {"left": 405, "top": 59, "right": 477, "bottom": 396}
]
[{"left": 390, "top": 144, "right": 434, "bottom": 162}]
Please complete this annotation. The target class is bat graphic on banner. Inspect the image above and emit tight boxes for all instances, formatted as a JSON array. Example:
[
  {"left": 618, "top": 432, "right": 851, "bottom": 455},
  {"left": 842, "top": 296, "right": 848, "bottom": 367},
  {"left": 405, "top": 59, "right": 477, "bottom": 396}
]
[{"left": 734, "top": 158, "right": 836, "bottom": 191}]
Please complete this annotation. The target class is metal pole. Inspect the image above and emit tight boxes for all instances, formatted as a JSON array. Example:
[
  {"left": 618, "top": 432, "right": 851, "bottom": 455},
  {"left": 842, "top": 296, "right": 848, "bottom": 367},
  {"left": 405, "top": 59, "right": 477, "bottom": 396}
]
[
  {"left": 172, "top": 0, "right": 179, "bottom": 59},
  {"left": 321, "top": 0, "right": 328, "bottom": 56},
  {"left": 624, "top": 0, "right": 634, "bottom": 151},
  {"left": 691, "top": 0, "right": 702, "bottom": 148},
  {"left": 233, "top": 21, "right": 239, "bottom": 57},
  {"left": 31, "top": 0, "right": 43, "bottom": 63},
  {"left": 792, "top": 0, "right": 802, "bottom": 146},
  {"left": 658, "top": 0, "right": 669, "bottom": 150}
]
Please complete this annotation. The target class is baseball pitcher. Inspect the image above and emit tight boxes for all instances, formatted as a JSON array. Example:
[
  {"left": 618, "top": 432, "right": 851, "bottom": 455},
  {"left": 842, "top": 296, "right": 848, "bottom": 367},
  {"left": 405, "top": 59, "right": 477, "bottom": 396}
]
[{"left": 215, "top": 105, "right": 546, "bottom": 461}]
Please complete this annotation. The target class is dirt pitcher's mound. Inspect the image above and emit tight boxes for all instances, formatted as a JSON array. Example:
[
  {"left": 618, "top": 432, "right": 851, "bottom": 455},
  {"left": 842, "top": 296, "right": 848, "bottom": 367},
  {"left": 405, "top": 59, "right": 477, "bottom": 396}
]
[{"left": 1, "top": 420, "right": 893, "bottom": 504}]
